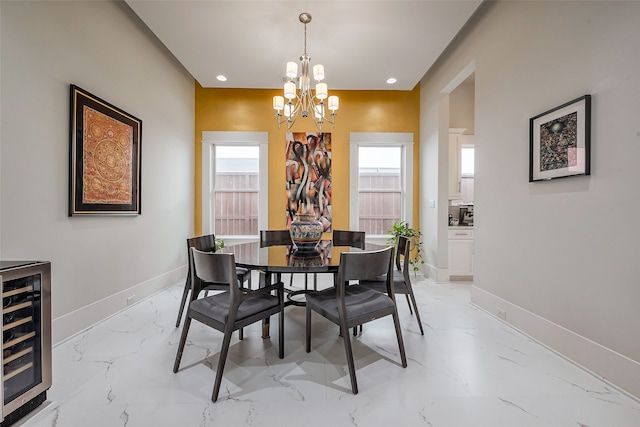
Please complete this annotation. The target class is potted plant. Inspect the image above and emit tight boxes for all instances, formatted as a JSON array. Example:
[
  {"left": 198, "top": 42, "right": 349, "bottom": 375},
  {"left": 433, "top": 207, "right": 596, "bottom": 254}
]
[
  {"left": 387, "top": 221, "right": 425, "bottom": 275},
  {"left": 215, "top": 238, "right": 225, "bottom": 251}
]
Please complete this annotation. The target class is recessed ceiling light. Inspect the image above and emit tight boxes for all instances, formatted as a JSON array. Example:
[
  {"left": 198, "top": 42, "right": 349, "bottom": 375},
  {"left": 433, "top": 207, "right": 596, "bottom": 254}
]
[
  {"left": 386, "top": 77, "right": 397, "bottom": 85},
  {"left": 216, "top": 75, "right": 227, "bottom": 82}
]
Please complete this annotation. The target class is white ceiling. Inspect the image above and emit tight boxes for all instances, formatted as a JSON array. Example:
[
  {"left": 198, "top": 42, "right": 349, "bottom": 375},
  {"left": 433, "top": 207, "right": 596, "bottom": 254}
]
[{"left": 125, "top": 1, "right": 482, "bottom": 91}]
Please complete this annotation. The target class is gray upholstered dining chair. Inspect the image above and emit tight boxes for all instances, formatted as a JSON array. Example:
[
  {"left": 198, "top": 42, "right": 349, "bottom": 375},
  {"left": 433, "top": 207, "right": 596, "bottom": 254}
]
[
  {"left": 259, "top": 229, "right": 315, "bottom": 291},
  {"left": 305, "top": 246, "right": 407, "bottom": 394},
  {"left": 173, "top": 248, "right": 284, "bottom": 402},
  {"left": 175, "top": 234, "right": 251, "bottom": 327},
  {"left": 359, "top": 235, "right": 424, "bottom": 335},
  {"left": 332, "top": 229, "right": 365, "bottom": 249},
  {"left": 310, "top": 230, "right": 365, "bottom": 295}
]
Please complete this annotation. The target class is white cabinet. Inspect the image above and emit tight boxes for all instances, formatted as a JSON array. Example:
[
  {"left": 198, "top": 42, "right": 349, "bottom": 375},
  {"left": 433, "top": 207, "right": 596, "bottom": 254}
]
[{"left": 448, "top": 228, "right": 474, "bottom": 277}]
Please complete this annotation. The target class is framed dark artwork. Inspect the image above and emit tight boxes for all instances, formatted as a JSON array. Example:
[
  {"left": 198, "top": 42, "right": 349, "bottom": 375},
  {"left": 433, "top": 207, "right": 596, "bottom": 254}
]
[
  {"left": 285, "top": 132, "right": 332, "bottom": 232},
  {"left": 69, "top": 85, "right": 142, "bottom": 215},
  {"left": 529, "top": 94, "right": 591, "bottom": 182}
]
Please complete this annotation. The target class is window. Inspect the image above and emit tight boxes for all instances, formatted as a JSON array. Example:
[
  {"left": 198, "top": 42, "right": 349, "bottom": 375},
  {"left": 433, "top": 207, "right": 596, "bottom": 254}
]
[
  {"left": 461, "top": 145, "right": 475, "bottom": 177},
  {"left": 349, "top": 133, "right": 413, "bottom": 237},
  {"left": 358, "top": 147, "right": 401, "bottom": 234},
  {"left": 202, "top": 132, "right": 268, "bottom": 240},
  {"left": 214, "top": 146, "right": 259, "bottom": 235}
]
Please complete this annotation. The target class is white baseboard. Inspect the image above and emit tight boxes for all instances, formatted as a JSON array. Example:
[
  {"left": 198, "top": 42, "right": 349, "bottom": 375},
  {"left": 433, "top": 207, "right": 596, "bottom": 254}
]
[
  {"left": 425, "top": 263, "right": 449, "bottom": 283},
  {"left": 450, "top": 275, "right": 473, "bottom": 281},
  {"left": 471, "top": 285, "right": 640, "bottom": 401},
  {"left": 52, "top": 265, "right": 187, "bottom": 345}
]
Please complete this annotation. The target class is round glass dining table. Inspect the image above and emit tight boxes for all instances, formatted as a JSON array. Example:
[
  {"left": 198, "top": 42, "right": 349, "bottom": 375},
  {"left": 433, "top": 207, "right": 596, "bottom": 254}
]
[
  {"left": 217, "top": 239, "right": 388, "bottom": 337},
  {"left": 217, "top": 239, "right": 386, "bottom": 275}
]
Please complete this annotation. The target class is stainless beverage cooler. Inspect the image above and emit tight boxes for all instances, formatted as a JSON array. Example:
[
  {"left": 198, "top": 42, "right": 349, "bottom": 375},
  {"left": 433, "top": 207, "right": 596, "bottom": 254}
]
[{"left": 0, "top": 261, "right": 51, "bottom": 426}]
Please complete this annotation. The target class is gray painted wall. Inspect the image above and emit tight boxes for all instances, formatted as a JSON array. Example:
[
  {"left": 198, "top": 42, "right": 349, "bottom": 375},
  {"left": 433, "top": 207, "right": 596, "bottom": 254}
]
[
  {"left": 450, "top": 76, "right": 475, "bottom": 135},
  {"left": 0, "top": 1, "right": 195, "bottom": 343},
  {"left": 420, "top": 1, "right": 640, "bottom": 397}
]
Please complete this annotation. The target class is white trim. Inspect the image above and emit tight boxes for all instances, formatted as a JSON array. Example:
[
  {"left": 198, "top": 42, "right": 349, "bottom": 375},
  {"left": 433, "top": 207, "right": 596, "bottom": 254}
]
[
  {"left": 52, "top": 266, "right": 185, "bottom": 345},
  {"left": 202, "top": 142, "right": 214, "bottom": 234},
  {"left": 202, "top": 131, "right": 268, "bottom": 144},
  {"left": 350, "top": 132, "right": 414, "bottom": 144},
  {"left": 426, "top": 263, "right": 449, "bottom": 283},
  {"left": 349, "top": 132, "right": 414, "bottom": 231},
  {"left": 440, "top": 60, "right": 476, "bottom": 95},
  {"left": 201, "top": 131, "right": 268, "bottom": 236},
  {"left": 471, "top": 286, "right": 640, "bottom": 401}
]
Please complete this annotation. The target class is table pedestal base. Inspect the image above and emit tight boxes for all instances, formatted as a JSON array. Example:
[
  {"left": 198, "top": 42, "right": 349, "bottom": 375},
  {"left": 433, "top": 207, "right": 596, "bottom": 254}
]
[{"left": 286, "top": 289, "right": 312, "bottom": 307}]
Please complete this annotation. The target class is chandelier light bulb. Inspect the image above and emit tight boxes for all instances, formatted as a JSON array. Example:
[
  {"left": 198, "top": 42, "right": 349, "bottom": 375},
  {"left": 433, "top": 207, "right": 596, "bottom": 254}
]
[
  {"left": 286, "top": 62, "right": 298, "bottom": 79},
  {"left": 315, "top": 83, "right": 328, "bottom": 100},
  {"left": 284, "top": 103, "right": 295, "bottom": 118},
  {"left": 328, "top": 95, "right": 339, "bottom": 111},
  {"left": 284, "top": 82, "right": 297, "bottom": 100},
  {"left": 313, "top": 64, "right": 325, "bottom": 81},
  {"left": 273, "top": 96, "right": 284, "bottom": 111}
]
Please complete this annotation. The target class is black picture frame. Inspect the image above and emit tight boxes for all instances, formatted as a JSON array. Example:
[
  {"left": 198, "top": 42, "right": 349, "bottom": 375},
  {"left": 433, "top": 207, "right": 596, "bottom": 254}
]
[
  {"left": 69, "top": 85, "right": 142, "bottom": 216},
  {"left": 529, "top": 95, "right": 591, "bottom": 182}
]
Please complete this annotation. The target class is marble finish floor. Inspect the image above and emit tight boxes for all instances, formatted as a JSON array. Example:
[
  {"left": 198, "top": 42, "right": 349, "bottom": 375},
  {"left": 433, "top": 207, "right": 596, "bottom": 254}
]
[{"left": 15, "top": 275, "right": 640, "bottom": 427}]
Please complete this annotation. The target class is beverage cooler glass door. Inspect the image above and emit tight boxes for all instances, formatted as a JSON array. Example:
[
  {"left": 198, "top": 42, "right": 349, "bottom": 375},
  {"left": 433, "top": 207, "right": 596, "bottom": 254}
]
[{"left": 1, "top": 262, "right": 51, "bottom": 422}]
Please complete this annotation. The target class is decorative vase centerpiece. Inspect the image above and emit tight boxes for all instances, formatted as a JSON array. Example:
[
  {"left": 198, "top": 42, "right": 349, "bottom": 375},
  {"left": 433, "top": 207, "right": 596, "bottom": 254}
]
[
  {"left": 289, "top": 212, "right": 323, "bottom": 250},
  {"left": 289, "top": 248, "right": 323, "bottom": 267}
]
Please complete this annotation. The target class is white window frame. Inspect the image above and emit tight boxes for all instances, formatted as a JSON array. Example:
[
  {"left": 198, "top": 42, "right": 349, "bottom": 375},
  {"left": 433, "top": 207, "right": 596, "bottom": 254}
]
[
  {"left": 349, "top": 132, "right": 414, "bottom": 239},
  {"left": 202, "top": 131, "right": 268, "bottom": 243}
]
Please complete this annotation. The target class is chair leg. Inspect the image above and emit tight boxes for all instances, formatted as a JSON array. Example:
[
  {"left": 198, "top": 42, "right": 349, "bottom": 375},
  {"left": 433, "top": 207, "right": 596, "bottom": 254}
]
[
  {"left": 405, "top": 294, "right": 413, "bottom": 314},
  {"left": 408, "top": 291, "right": 424, "bottom": 335},
  {"left": 173, "top": 317, "right": 192, "bottom": 372},
  {"left": 212, "top": 327, "right": 234, "bottom": 402},
  {"left": 305, "top": 307, "right": 312, "bottom": 353},
  {"left": 279, "top": 295, "right": 285, "bottom": 359},
  {"left": 239, "top": 328, "right": 243, "bottom": 340},
  {"left": 341, "top": 322, "right": 358, "bottom": 394},
  {"left": 391, "top": 308, "right": 408, "bottom": 368},
  {"left": 175, "top": 278, "right": 190, "bottom": 328}
]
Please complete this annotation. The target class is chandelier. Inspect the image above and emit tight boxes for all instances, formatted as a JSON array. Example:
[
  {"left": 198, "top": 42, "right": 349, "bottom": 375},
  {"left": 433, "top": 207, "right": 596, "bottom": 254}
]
[{"left": 272, "top": 12, "right": 339, "bottom": 131}]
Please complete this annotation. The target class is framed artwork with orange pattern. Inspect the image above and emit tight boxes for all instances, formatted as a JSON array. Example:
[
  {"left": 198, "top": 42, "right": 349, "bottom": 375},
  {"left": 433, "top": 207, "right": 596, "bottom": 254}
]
[{"left": 69, "top": 85, "right": 142, "bottom": 215}]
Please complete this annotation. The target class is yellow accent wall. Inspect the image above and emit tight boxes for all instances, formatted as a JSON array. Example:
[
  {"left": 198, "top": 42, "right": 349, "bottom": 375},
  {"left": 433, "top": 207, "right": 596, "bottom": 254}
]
[{"left": 194, "top": 83, "right": 420, "bottom": 235}]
